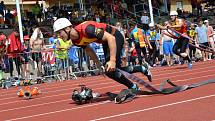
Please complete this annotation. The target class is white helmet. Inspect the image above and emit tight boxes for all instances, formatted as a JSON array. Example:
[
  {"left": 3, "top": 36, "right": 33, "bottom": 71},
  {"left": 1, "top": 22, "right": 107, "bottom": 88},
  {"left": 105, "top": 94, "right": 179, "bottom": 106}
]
[
  {"left": 53, "top": 18, "right": 72, "bottom": 32},
  {"left": 204, "top": 20, "right": 209, "bottom": 23},
  {"left": 149, "top": 23, "right": 154, "bottom": 27},
  {"left": 170, "top": 11, "right": 178, "bottom": 16}
]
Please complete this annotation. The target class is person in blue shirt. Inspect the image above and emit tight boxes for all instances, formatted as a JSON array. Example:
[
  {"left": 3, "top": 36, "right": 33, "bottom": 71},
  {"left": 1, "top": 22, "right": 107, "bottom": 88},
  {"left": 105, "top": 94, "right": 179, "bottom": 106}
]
[
  {"left": 130, "top": 24, "right": 150, "bottom": 65},
  {"left": 146, "top": 23, "right": 160, "bottom": 66},
  {"left": 48, "top": 33, "right": 58, "bottom": 50},
  {"left": 68, "top": 46, "right": 80, "bottom": 71}
]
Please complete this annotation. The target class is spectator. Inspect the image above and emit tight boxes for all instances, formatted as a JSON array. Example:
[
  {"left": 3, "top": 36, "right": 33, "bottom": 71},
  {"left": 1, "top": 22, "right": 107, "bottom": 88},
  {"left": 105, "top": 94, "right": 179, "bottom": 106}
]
[
  {"left": 68, "top": 46, "right": 80, "bottom": 72},
  {"left": 204, "top": 20, "right": 214, "bottom": 59},
  {"left": 21, "top": 35, "right": 31, "bottom": 78},
  {"left": 129, "top": 41, "right": 138, "bottom": 65},
  {"left": 5, "top": 9, "right": 14, "bottom": 28},
  {"left": 130, "top": 23, "right": 149, "bottom": 65},
  {"left": 196, "top": 1, "right": 202, "bottom": 16},
  {"left": 177, "top": 8, "right": 183, "bottom": 17},
  {"left": 187, "top": 23, "right": 197, "bottom": 61},
  {"left": 30, "top": 24, "right": 46, "bottom": 77},
  {"left": 94, "top": 14, "right": 101, "bottom": 23},
  {"left": 6, "top": 28, "right": 23, "bottom": 78},
  {"left": 195, "top": 19, "right": 209, "bottom": 61},
  {"left": 160, "top": 21, "right": 174, "bottom": 66},
  {"left": 48, "top": 33, "right": 58, "bottom": 50},
  {"left": 0, "top": 32, "right": 6, "bottom": 80},
  {"left": 32, "top": 1, "right": 41, "bottom": 22},
  {"left": 0, "top": 14, "right": 3, "bottom": 28},
  {"left": 0, "top": 1, "right": 5, "bottom": 17},
  {"left": 56, "top": 38, "right": 72, "bottom": 80},
  {"left": 140, "top": 11, "right": 149, "bottom": 31},
  {"left": 146, "top": 23, "right": 160, "bottom": 67}
]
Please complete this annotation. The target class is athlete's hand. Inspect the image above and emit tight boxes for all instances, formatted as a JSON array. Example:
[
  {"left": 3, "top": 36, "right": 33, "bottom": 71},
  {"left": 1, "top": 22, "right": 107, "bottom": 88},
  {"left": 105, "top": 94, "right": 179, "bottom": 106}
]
[
  {"left": 106, "top": 60, "right": 116, "bottom": 72},
  {"left": 149, "top": 45, "right": 153, "bottom": 50}
]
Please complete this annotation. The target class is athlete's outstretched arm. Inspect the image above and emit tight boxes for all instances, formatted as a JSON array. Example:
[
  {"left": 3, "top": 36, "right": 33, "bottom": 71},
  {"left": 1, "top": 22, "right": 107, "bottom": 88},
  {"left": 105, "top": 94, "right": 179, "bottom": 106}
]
[
  {"left": 102, "top": 31, "right": 117, "bottom": 71},
  {"left": 84, "top": 24, "right": 116, "bottom": 71},
  {"left": 102, "top": 31, "right": 117, "bottom": 62},
  {"left": 155, "top": 24, "right": 167, "bottom": 30}
]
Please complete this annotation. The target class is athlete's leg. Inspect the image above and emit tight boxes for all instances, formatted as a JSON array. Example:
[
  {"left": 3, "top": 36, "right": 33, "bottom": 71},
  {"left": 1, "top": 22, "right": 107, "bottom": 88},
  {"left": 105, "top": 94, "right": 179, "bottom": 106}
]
[
  {"left": 180, "top": 37, "right": 192, "bottom": 68},
  {"left": 172, "top": 39, "right": 182, "bottom": 56},
  {"left": 121, "top": 63, "right": 152, "bottom": 82},
  {"left": 180, "top": 37, "right": 191, "bottom": 62},
  {"left": 102, "top": 30, "right": 135, "bottom": 89}
]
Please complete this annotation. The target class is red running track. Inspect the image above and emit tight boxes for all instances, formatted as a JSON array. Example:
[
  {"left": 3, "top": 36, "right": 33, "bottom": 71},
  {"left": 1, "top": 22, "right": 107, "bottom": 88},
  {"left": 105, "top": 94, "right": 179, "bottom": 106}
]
[{"left": 0, "top": 60, "right": 215, "bottom": 121}]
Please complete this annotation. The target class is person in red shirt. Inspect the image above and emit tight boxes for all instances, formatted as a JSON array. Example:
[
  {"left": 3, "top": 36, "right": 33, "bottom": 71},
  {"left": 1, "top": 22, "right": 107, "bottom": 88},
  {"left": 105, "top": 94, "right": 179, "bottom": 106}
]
[
  {"left": 0, "top": 32, "right": 6, "bottom": 79},
  {"left": 53, "top": 18, "right": 152, "bottom": 92},
  {"left": 6, "top": 28, "right": 23, "bottom": 77},
  {"left": 0, "top": 33, "right": 6, "bottom": 58}
]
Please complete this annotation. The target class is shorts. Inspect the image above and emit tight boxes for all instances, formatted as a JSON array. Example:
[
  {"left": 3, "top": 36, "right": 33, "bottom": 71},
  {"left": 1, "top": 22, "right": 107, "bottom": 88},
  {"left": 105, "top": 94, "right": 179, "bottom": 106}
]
[
  {"left": 22, "top": 53, "right": 31, "bottom": 64},
  {"left": 32, "top": 52, "right": 42, "bottom": 62},
  {"left": 163, "top": 40, "right": 174, "bottom": 55}
]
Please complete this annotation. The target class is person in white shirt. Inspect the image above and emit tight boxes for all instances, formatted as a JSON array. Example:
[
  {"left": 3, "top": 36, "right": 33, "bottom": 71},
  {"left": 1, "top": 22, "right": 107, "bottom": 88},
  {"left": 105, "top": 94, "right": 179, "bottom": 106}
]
[
  {"left": 204, "top": 20, "right": 214, "bottom": 59},
  {"left": 195, "top": 19, "right": 209, "bottom": 61},
  {"left": 30, "top": 25, "right": 46, "bottom": 77},
  {"left": 141, "top": 11, "right": 149, "bottom": 31}
]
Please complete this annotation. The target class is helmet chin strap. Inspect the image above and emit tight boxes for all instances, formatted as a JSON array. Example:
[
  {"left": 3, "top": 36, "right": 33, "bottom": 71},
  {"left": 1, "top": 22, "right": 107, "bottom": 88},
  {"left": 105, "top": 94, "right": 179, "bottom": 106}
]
[{"left": 63, "top": 28, "right": 71, "bottom": 41}]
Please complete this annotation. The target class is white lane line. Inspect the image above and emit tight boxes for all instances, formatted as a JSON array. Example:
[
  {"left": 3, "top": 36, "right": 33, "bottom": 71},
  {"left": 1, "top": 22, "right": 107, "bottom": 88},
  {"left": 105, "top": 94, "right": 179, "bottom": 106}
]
[{"left": 90, "top": 94, "right": 215, "bottom": 121}]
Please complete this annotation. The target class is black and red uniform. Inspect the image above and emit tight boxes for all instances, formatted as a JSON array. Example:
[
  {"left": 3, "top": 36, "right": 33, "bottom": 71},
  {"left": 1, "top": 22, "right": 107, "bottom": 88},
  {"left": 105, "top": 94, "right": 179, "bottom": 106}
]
[
  {"left": 172, "top": 19, "right": 188, "bottom": 55},
  {"left": 171, "top": 18, "right": 192, "bottom": 62},
  {"left": 73, "top": 21, "right": 134, "bottom": 88}
]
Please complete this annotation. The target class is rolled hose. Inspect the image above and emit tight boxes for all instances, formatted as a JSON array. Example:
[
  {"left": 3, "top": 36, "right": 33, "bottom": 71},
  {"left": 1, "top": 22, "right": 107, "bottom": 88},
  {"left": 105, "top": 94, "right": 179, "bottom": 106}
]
[
  {"left": 17, "top": 87, "right": 41, "bottom": 98},
  {"left": 24, "top": 91, "right": 32, "bottom": 99}
]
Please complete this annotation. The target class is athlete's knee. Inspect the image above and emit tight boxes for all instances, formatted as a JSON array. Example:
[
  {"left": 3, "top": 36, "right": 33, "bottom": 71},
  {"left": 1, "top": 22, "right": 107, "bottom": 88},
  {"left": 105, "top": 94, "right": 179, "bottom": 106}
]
[
  {"left": 105, "top": 70, "right": 123, "bottom": 79},
  {"left": 128, "top": 65, "right": 147, "bottom": 73},
  {"left": 124, "top": 66, "right": 134, "bottom": 73},
  {"left": 115, "top": 70, "right": 123, "bottom": 78}
]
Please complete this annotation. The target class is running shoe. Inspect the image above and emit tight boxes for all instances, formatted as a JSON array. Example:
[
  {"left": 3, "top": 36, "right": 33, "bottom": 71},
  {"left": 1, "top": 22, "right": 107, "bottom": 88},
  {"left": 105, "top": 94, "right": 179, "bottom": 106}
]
[
  {"left": 142, "top": 63, "right": 152, "bottom": 82},
  {"left": 188, "top": 62, "right": 192, "bottom": 69},
  {"left": 114, "top": 89, "right": 136, "bottom": 104},
  {"left": 131, "top": 83, "right": 140, "bottom": 92}
]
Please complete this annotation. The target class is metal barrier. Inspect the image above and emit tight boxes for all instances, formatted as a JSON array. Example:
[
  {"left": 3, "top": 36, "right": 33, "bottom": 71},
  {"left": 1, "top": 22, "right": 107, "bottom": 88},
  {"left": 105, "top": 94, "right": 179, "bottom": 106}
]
[{"left": 0, "top": 43, "right": 106, "bottom": 84}]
